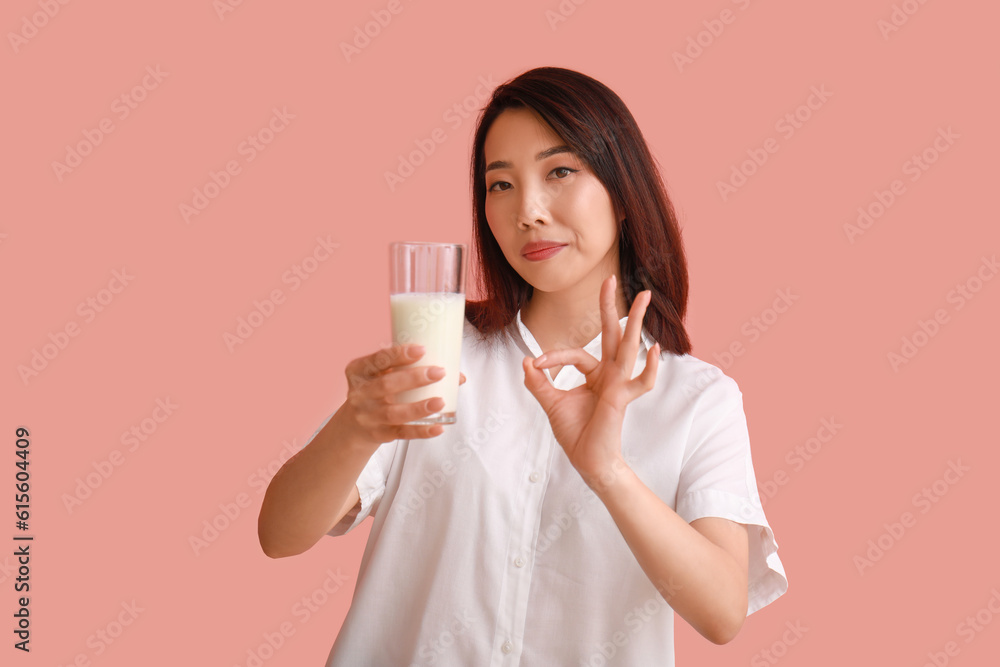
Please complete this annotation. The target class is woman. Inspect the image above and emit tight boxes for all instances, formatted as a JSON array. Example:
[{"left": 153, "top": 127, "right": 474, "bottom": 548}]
[{"left": 258, "top": 66, "right": 787, "bottom": 666}]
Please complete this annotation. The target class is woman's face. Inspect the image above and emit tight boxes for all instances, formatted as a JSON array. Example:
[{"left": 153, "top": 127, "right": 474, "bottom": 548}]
[{"left": 482, "top": 107, "right": 621, "bottom": 297}]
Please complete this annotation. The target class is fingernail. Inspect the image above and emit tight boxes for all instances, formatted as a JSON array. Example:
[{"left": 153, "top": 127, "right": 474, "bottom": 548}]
[
  {"left": 427, "top": 366, "right": 445, "bottom": 380},
  {"left": 409, "top": 345, "right": 425, "bottom": 357},
  {"left": 535, "top": 354, "right": 547, "bottom": 365}
]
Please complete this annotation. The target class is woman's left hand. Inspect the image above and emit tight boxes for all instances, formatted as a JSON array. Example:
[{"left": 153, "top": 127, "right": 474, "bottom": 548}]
[{"left": 522, "top": 274, "right": 661, "bottom": 489}]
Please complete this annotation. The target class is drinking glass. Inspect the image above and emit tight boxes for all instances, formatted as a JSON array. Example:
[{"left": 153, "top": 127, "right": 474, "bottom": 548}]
[{"left": 389, "top": 242, "right": 466, "bottom": 424}]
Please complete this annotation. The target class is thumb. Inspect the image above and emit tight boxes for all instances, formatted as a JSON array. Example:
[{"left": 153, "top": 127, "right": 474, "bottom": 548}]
[{"left": 522, "top": 356, "right": 558, "bottom": 409}]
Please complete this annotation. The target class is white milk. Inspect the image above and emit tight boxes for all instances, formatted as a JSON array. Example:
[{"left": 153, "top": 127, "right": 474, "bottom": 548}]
[{"left": 390, "top": 292, "right": 466, "bottom": 417}]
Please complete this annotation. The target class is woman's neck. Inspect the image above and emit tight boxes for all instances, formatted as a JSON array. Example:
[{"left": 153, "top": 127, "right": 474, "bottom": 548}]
[{"left": 520, "top": 275, "right": 630, "bottom": 378}]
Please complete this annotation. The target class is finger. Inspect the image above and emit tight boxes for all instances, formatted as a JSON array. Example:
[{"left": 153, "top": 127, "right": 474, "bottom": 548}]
[
  {"left": 522, "top": 356, "right": 560, "bottom": 410},
  {"left": 354, "top": 364, "right": 444, "bottom": 401},
  {"left": 600, "top": 274, "right": 621, "bottom": 365},
  {"left": 533, "top": 348, "right": 599, "bottom": 376},
  {"left": 359, "top": 395, "right": 447, "bottom": 428},
  {"left": 459, "top": 372, "right": 467, "bottom": 385},
  {"left": 347, "top": 343, "right": 426, "bottom": 385},
  {"left": 627, "top": 342, "right": 660, "bottom": 402},
  {"left": 619, "top": 290, "right": 651, "bottom": 377}
]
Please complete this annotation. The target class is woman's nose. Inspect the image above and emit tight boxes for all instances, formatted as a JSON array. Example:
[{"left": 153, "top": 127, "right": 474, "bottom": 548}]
[{"left": 515, "top": 186, "right": 553, "bottom": 229}]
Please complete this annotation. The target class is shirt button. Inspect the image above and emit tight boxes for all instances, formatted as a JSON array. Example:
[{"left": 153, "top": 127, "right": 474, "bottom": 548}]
[
  {"left": 514, "top": 556, "right": 525, "bottom": 568},
  {"left": 529, "top": 472, "right": 540, "bottom": 483},
  {"left": 501, "top": 641, "right": 513, "bottom": 654}
]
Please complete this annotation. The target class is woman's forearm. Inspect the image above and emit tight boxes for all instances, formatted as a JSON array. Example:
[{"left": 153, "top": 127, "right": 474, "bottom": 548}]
[
  {"left": 593, "top": 457, "right": 749, "bottom": 645},
  {"left": 258, "top": 405, "right": 379, "bottom": 558}
]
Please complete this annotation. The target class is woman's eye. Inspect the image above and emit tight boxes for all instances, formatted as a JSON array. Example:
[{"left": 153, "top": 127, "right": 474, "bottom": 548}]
[{"left": 487, "top": 168, "right": 574, "bottom": 192}]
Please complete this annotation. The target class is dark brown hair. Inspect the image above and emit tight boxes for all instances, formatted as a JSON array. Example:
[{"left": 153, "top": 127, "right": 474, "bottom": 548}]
[{"left": 465, "top": 66, "right": 691, "bottom": 355}]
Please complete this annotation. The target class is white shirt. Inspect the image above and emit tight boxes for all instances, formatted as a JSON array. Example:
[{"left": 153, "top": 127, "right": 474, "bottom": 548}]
[{"left": 314, "top": 311, "right": 787, "bottom": 667}]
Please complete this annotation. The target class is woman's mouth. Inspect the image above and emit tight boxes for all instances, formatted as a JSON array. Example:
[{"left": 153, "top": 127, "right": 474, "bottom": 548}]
[{"left": 521, "top": 241, "right": 568, "bottom": 261}]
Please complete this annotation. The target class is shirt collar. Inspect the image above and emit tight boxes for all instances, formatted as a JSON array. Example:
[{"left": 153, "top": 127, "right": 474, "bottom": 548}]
[{"left": 514, "top": 308, "right": 657, "bottom": 362}]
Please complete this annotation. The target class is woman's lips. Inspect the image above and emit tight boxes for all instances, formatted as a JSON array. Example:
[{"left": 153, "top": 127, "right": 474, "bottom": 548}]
[{"left": 522, "top": 245, "right": 566, "bottom": 261}]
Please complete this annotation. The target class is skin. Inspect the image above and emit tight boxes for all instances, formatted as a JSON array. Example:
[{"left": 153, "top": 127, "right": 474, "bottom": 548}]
[{"left": 483, "top": 107, "right": 751, "bottom": 644}]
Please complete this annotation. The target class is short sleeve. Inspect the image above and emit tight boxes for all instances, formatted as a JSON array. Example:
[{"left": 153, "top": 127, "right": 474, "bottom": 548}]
[
  {"left": 674, "top": 376, "right": 788, "bottom": 614},
  {"left": 300, "top": 412, "right": 397, "bottom": 537}
]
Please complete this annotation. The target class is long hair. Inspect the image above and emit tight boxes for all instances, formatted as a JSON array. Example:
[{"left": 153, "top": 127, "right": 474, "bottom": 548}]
[{"left": 465, "top": 66, "right": 691, "bottom": 355}]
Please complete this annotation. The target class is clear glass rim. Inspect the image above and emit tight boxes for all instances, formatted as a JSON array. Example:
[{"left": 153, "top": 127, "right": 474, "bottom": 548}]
[{"left": 390, "top": 241, "right": 466, "bottom": 249}]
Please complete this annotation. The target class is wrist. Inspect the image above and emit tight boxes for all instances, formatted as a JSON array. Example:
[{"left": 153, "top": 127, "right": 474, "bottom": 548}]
[
  {"left": 330, "top": 404, "right": 381, "bottom": 454},
  {"left": 583, "top": 455, "right": 634, "bottom": 499}
]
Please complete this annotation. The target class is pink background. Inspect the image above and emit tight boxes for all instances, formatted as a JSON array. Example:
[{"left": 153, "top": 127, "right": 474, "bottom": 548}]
[{"left": 3, "top": 0, "right": 999, "bottom": 664}]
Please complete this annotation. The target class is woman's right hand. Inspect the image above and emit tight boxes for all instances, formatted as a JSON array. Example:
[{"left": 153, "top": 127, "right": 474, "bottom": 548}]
[{"left": 341, "top": 343, "right": 465, "bottom": 445}]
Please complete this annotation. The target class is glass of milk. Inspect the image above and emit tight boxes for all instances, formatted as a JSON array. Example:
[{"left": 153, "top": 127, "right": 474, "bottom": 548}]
[{"left": 389, "top": 242, "right": 467, "bottom": 424}]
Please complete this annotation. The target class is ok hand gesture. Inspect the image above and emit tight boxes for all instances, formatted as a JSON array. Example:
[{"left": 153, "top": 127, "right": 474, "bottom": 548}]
[{"left": 521, "top": 274, "right": 660, "bottom": 489}]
